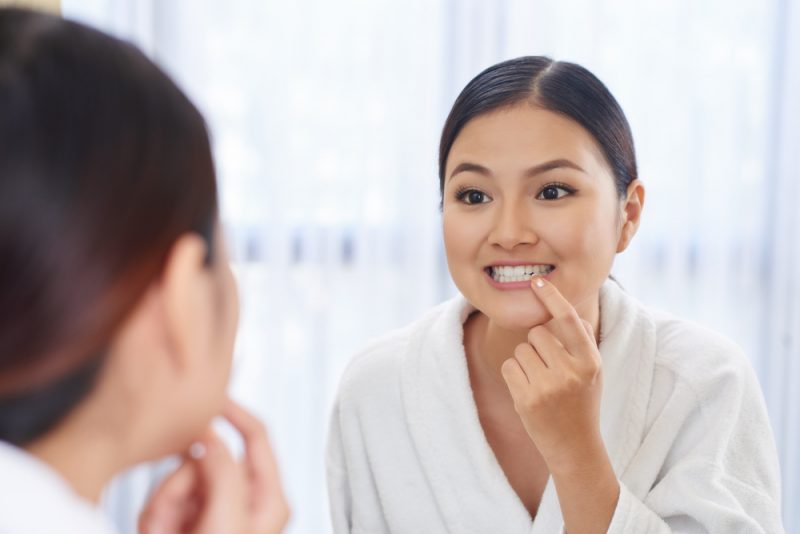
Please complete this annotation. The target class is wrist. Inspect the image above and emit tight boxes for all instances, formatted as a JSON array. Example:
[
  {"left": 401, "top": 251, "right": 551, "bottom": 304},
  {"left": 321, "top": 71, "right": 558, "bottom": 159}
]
[{"left": 545, "top": 433, "right": 613, "bottom": 478}]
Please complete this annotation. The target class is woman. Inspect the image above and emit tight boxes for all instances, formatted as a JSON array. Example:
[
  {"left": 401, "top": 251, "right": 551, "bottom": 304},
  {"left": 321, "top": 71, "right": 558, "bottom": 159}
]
[
  {"left": 327, "top": 57, "right": 784, "bottom": 533},
  {"left": 0, "top": 8, "right": 288, "bottom": 534}
]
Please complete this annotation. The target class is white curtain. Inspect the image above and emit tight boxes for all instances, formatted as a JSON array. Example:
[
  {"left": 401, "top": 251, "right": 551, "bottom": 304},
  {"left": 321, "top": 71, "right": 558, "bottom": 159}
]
[
  {"left": 61, "top": 1, "right": 799, "bottom": 532},
  {"left": 764, "top": 0, "right": 800, "bottom": 529}
]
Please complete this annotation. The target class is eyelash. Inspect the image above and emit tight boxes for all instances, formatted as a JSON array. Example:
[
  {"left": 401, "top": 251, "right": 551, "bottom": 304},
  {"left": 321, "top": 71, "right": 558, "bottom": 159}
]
[
  {"left": 454, "top": 186, "right": 490, "bottom": 204},
  {"left": 454, "top": 182, "right": 577, "bottom": 204},
  {"left": 537, "top": 182, "right": 577, "bottom": 200}
]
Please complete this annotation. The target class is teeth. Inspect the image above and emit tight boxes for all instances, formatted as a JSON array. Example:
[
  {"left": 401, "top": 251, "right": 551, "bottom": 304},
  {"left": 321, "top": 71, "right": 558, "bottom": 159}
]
[{"left": 490, "top": 264, "right": 553, "bottom": 283}]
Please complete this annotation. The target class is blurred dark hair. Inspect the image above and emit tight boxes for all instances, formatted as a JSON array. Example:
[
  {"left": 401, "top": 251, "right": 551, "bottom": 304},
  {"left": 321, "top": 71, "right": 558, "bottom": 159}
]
[
  {"left": 438, "top": 56, "right": 637, "bottom": 200},
  {"left": 0, "top": 8, "right": 217, "bottom": 445}
]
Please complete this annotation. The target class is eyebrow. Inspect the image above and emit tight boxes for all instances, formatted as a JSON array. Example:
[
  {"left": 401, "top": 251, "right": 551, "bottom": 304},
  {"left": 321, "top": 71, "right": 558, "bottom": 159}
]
[{"left": 448, "top": 158, "right": 586, "bottom": 182}]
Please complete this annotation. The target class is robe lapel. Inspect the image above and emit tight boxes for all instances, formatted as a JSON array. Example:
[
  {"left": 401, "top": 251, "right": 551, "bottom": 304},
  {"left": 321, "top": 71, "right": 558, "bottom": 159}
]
[
  {"left": 400, "top": 298, "right": 533, "bottom": 533},
  {"left": 596, "top": 281, "right": 657, "bottom": 476}
]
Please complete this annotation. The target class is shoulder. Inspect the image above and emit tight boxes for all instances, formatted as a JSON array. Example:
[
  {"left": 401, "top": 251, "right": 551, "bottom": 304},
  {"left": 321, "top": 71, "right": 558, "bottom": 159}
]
[
  {"left": 0, "top": 442, "right": 118, "bottom": 534},
  {"left": 648, "top": 308, "right": 758, "bottom": 403},
  {"left": 601, "top": 280, "right": 756, "bottom": 397},
  {"left": 335, "top": 296, "right": 465, "bottom": 403}
]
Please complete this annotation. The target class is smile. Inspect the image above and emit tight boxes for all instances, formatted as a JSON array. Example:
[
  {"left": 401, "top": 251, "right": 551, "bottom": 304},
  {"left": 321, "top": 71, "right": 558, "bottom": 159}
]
[{"left": 486, "top": 264, "right": 555, "bottom": 283}]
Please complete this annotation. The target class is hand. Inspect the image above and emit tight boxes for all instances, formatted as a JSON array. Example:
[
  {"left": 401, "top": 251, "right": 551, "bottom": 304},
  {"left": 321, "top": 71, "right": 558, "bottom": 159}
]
[
  {"left": 500, "top": 277, "right": 605, "bottom": 474},
  {"left": 138, "top": 399, "right": 290, "bottom": 534}
]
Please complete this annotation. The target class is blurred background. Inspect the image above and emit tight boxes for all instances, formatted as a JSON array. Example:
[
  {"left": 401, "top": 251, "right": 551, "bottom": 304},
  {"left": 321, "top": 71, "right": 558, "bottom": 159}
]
[{"left": 48, "top": 0, "right": 800, "bottom": 532}]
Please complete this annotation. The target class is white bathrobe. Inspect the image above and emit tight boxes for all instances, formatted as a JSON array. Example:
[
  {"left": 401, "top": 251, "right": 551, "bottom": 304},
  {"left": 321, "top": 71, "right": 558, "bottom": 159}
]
[
  {"left": 327, "top": 281, "right": 784, "bottom": 533},
  {"left": 0, "top": 440, "right": 118, "bottom": 534}
]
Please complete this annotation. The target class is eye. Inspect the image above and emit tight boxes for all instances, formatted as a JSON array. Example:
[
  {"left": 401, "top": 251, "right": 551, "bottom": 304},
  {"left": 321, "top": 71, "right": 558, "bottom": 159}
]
[
  {"left": 456, "top": 188, "right": 492, "bottom": 205},
  {"left": 536, "top": 183, "right": 575, "bottom": 201}
]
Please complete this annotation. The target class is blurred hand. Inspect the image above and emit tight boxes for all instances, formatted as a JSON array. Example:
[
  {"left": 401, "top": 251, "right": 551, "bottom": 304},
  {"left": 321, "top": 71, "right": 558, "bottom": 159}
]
[{"left": 138, "top": 399, "right": 290, "bottom": 534}]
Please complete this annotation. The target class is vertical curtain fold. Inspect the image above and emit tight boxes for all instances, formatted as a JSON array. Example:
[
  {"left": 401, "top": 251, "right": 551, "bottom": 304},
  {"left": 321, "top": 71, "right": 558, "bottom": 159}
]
[{"left": 764, "top": 0, "right": 800, "bottom": 530}]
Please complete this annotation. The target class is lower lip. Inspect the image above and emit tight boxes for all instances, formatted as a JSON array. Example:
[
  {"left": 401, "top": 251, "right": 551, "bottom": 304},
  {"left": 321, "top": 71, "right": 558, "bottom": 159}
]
[{"left": 484, "top": 269, "right": 555, "bottom": 290}]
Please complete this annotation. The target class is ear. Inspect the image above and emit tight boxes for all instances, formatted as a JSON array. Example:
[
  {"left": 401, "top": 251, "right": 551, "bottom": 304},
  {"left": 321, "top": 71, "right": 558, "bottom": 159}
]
[
  {"left": 616, "top": 180, "right": 645, "bottom": 253},
  {"left": 160, "top": 234, "right": 211, "bottom": 372}
]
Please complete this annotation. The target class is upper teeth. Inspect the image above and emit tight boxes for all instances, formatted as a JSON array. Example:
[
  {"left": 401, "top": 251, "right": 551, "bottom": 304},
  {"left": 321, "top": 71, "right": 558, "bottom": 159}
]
[{"left": 490, "top": 264, "right": 553, "bottom": 283}]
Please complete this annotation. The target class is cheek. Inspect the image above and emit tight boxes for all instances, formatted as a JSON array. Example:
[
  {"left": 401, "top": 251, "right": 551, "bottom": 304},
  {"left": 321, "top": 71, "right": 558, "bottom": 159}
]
[
  {"left": 559, "top": 206, "right": 620, "bottom": 279},
  {"left": 216, "top": 266, "right": 239, "bottom": 369},
  {"left": 442, "top": 212, "right": 468, "bottom": 261},
  {"left": 197, "top": 266, "right": 238, "bottom": 396},
  {"left": 442, "top": 211, "right": 485, "bottom": 277}
]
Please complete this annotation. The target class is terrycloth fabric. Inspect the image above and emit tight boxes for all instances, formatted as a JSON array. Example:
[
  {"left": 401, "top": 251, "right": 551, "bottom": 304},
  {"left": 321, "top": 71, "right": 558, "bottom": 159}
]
[
  {"left": 0, "top": 440, "right": 118, "bottom": 534},
  {"left": 327, "top": 280, "right": 784, "bottom": 533}
]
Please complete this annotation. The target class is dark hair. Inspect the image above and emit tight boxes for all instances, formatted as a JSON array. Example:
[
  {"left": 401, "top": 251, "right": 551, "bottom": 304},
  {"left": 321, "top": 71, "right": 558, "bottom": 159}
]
[
  {"left": 438, "top": 56, "right": 637, "bottom": 199},
  {"left": 0, "top": 9, "right": 217, "bottom": 445}
]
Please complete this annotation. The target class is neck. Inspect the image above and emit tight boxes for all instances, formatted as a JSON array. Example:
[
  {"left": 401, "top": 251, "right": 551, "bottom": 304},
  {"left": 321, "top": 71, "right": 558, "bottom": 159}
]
[
  {"left": 25, "top": 408, "right": 132, "bottom": 504},
  {"left": 465, "top": 294, "right": 602, "bottom": 390}
]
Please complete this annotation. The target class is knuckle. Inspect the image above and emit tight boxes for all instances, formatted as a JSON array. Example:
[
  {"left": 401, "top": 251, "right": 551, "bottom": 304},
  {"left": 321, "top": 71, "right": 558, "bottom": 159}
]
[
  {"left": 578, "top": 359, "right": 601, "bottom": 380},
  {"left": 513, "top": 343, "right": 530, "bottom": 359},
  {"left": 523, "top": 396, "right": 540, "bottom": 412},
  {"left": 563, "top": 312, "right": 583, "bottom": 331},
  {"left": 564, "top": 373, "right": 583, "bottom": 391},
  {"left": 527, "top": 325, "right": 546, "bottom": 344},
  {"left": 516, "top": 391, "right": 538, "bottom": 412},
  {"left": 500, "top": 358, "right": 515, "bottom": 375},
  {"left": 526, "top": 329, "right": 537, "bottom": 346},
  {"left": 539, "top": 385, "right": 560, "bottom": 404}
]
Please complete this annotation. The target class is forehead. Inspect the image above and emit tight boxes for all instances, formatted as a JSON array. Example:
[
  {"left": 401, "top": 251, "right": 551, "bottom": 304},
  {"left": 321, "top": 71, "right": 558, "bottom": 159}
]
[{"left": 447, "top": 103, "right": 610, "bottom": 177}]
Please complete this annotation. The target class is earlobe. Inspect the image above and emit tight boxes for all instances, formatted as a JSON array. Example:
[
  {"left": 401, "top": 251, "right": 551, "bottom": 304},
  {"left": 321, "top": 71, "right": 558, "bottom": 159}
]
[{"left": 616, "top": 220, "right": 634, "bottom": 252}]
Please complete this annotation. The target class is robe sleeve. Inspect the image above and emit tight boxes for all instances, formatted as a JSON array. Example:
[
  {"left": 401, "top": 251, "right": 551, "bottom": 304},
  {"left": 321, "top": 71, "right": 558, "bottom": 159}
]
[{"left": 604, "top": 351, "right": 784, "bottom": 533}]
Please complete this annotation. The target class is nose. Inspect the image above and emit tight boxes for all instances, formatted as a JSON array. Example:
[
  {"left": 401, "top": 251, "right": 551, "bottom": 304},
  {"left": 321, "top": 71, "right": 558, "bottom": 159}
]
[{"left": 487, "top": 200, "right": 538, "bottom": 250}]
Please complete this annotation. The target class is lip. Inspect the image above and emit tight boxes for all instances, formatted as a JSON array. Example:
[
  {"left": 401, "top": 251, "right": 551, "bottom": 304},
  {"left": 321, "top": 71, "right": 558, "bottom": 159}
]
[
  {"left": 484, "top": 264, "right": 556, "bottom": 291},
  {"left": 485, "top": 260, "right": 548, "bottom": 268}
]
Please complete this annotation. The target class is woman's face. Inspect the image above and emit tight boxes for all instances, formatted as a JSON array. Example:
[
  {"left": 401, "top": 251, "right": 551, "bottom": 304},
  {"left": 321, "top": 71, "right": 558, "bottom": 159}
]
[{"left": 442, "top": 103, "right": 628, "bottom": 331}]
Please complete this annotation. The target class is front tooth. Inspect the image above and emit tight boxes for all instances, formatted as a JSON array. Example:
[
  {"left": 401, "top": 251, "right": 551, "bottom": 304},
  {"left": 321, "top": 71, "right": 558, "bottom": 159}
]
[{"left": 492, "top": 264, "right": 553, "bottom": 282}]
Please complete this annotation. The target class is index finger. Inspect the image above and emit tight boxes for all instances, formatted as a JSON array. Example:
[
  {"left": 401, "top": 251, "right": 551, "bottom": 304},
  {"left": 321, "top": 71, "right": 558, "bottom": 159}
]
[
  {"left": 223, "top": 399, "right": 286, "bottom": 510},
  {"left": 530, "top": 276, "right": 577, "bottom": 320},
  {"left": 530, "top": 276, "right": 594, "bottom": 351}
]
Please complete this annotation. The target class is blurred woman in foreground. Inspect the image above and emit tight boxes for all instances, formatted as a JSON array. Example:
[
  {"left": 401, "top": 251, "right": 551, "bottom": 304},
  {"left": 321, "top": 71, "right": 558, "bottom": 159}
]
[{"left": 0, "top": 8, "right": 288, "bottom": 533}]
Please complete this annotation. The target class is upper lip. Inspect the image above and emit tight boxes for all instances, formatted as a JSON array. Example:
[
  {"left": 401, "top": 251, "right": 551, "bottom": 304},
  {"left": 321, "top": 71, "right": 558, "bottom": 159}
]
[{"left": 485, "top": 261, "right": 554, "bottom": 267}]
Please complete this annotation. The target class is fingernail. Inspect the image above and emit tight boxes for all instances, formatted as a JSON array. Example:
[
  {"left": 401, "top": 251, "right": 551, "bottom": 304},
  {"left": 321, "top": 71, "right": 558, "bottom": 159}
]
[
  {"left": 189, "top": 441, "right": 207, "bottom": 459},
  {"left": 533, "top": 277, "right": 545, "bottom": 288}
]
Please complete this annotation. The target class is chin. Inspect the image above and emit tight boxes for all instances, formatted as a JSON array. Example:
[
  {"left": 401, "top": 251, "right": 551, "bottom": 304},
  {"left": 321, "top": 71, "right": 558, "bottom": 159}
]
[
  {"left": 477, "top": 296, "right": 551, "bottom": 332},
  {"left": 493, "top": 308, "right": 549, "bottom": 331}
]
